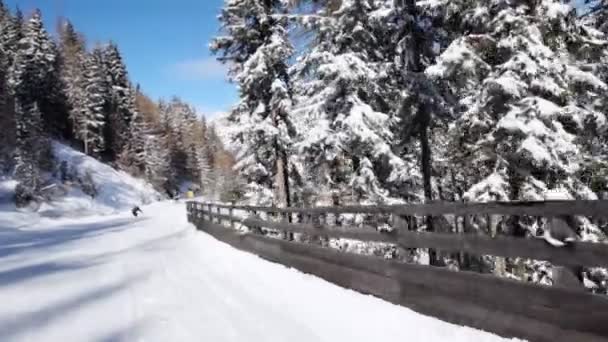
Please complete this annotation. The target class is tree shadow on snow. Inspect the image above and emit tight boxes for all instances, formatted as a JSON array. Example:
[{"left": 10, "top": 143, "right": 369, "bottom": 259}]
[
  {"left": 0, "top": 272, "right": 148, "bottom": 341},
  {"left": 0, "top": 260, "right": 101, "bottom": 288},
  {"left": 94, "top": 318, "right": 153, "bottom": 342},
  {"left": 0, "top": 217, "right": 149, "bottom": 258}
]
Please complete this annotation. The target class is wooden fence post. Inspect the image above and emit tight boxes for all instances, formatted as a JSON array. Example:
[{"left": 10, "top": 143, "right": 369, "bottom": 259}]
[
  {"left": 208, "top": 204, "right": 213, "bottom": 222},
  {"left": 251, "top": 210, "right": 263, "bottom": 235},
  {"left": 217, "top": 206, "right": 222, "bottom": 225},
  {"left": 489, "top": 214, "right": 506, "bottom": 277},
  {"left": 229, "top": 206, "right": 235, "bottom": 229}
]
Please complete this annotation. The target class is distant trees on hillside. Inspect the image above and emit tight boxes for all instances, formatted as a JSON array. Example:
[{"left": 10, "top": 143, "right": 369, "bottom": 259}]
[{"left": 0, "top": 3, "right": 236, "bottom": 205}]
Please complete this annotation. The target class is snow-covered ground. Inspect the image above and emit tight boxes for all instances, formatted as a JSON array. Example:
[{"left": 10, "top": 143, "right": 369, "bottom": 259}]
[
  {"left": 0, "top": 200, "right": 523, "bottom": 342},
  {"left": 0, "top": 141, "right": 160, "bottom": 220}
]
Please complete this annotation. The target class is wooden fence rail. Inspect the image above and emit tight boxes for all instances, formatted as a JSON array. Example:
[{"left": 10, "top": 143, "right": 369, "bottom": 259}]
[{"left": 186, "top": 200, "right": 608, "bottom": 342}]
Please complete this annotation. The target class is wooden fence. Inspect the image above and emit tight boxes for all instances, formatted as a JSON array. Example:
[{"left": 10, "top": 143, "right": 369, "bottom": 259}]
[{"left": 186, "top": 200, "right": 608, "bottom": 342}]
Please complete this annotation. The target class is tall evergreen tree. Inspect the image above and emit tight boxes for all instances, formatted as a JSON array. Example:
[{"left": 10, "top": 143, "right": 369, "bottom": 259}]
[
  {"left": 58, "top": 20, "right": 87, "bottom": 142},
  {"left": 8, "top": 9, "right": 55, "bottom": 103},
  {"left": 143, "top": 132, "right": 171, "bottom": 191},
  {"left": 12, "top": 99, "right": 43, "bottom": 207},
  {"left": 290, "top": 0, "right": 408, "bottom": 205},
  {"left": 0, "top": 7, "right": 22, "bottom": 69},
  {"left": 81, "top": 48, "right": 108, "bottom": 156},
  {"left": 0, "top": 1, "right": 14, "bottom": 162},
  {"left": 103, "top": 43, "right": 135, "bottom": 161},
  {"left": 211, "top": 0, "right": 297, "bottom": 206},
  {"left": 7, "top": 9, "right": 56, "bottom": 204}
]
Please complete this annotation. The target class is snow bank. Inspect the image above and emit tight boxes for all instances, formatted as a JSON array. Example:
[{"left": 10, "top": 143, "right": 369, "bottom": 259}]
[
  {"left": 0, "top": 141, "right": 160, "bottom": 219},
  {"left": 45, "top": 141, "right": 160, "bottom": 215}
]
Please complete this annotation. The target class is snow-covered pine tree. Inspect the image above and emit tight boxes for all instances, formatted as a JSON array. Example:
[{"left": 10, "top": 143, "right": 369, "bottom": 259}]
[
  {"left": 8, "top": 9, "right": 55, "bottom": 103},
  {"left": 163, "top": 97, "right": 195, "bottom": 181},
  {"left": 0, "top": 1, "right": 12, "bottom": 162},
  {"left": 39, "top": 42, "right": 71, "bottom": 140},
  {"left": 367, "top": 0, "right": 456, "bottom": 208},
  {"left": 0, "top": 6, "right": 22, "bottom": 70},
  {"left": 143, "top": 130, "right": 171, "bottom": 190},
  {"left": 81, "top": 47, "right": 108, "bottom": 156},
  {"left": 12, "top": 99, "right": 42, "bottom": 207},
  {"left": 58, "top": 20, "right": 87, "bottom": 143},
  {"left": 211, "top": 0, "right": 297, "bottom": 206},
  {"left": 122, "top": 88, "right": 146, "bottom": 174},
  {"left": 6, "top": 9, "right": 68, "bottom": 141},
  {"left": 188, "top": 143, "right": 212, "bottom": 192},
  {"left": 289, "top": 0, "right": 405, "bottom": 205},
  {"left": 158, "top": 99, "right": 185, "bottom": 187},
  {"left": 426, "top": 0, "right": 608, "bottom": 279},
  {"left": 7, "top": 9, "right": 56, "bottom": 196},
  {"left": 103, "top": 43, "right": 135, "bottom": 161},
  {"left": 578, "top": 1, "right": 608, "bottom": 201},
  {"left": 434, "top": 0, "right": 606, "bottom": 208}
]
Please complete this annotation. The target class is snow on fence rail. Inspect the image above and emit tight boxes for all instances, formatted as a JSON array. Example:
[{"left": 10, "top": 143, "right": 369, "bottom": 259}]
[{"left": 186, "top": 200, "right": 608, "bottom": 342}]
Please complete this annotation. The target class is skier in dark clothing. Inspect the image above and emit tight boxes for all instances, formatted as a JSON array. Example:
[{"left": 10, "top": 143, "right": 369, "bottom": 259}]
[{"left": 131, "top": 206, "right": 143, "bottom": 217}]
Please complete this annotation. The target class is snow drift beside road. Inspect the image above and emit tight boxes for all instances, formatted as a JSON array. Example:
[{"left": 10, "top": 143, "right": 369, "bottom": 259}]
[{"left": 0, "top": 141, "right": 160, "bottom": 218}]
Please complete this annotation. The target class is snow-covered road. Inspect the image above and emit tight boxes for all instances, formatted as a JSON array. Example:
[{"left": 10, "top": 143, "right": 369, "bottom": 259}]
[{"left": 0, "top": 201, "right": 522, "bottom": 342}]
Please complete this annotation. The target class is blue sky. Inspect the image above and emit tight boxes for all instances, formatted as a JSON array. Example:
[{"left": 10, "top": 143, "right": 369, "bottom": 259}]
[
  {"left": 5, "top": 0, "right": 592, "bottom": 119},
  {"left": 6, "top": 0, "right": 237, "bottom": 118}
]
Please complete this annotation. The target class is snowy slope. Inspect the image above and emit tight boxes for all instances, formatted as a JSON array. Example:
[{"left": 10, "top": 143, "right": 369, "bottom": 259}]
[
  {"left": 0, "top": 201, "right": 523, "bottom": 342},
  {"left": 0, "top": 141, "right": 160, "bottom": 218}
]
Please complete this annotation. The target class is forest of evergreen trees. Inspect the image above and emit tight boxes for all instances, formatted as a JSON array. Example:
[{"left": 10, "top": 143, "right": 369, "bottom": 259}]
[
  {"left": 212, "top": 0, "right": 607, "bottom": 213},
  {"left": 0, "top": 2, "right": 235, "bottom": 206},
  {"left": 211, "top": 0, "right": 608, "bottom": 287}
]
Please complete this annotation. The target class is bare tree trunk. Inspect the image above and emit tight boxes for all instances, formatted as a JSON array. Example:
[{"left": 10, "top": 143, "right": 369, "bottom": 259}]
[{"left": 272, "top": 106, "right": 290, "bottom": 209}]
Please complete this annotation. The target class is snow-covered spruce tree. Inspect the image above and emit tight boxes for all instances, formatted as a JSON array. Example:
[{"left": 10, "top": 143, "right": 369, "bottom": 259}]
[
  {"left": 0, "top": 6, "right": 22, "bottom": 71},
  {"left": 290, "top": 0, "right": 405, "bottom": 205},
  {"left": 437, "top": 0, "right": 606, "bottom": 219},
  {"left": 8, "top": 9, "right": 55, "bottom": 105},
  {"left": 38, "top": 44, "right": 71, "bottom": 140},
  {"left": 143, "top": 131, "right": 171, "bottom": 191},
  {"left": 211, "top": 0, "right": 298, "bottom": 206},
  {"left": 0, "top": 1, "right": 14, "bottom": 163},
  {"left": 81, "top": 47, "right": 108, "bottom": 156},
  {"left": 188, "top": 143, "right": 212, "bottom": 192},
  {"left": 428, "top": 0, "right": 608, "bottom": 282},
  {"left": 8, "top": 9, "right": 58, "bottom": 205},
  {"left": 58, "top": 20, "right": 87, "bottom": 143},
  {"left": 162, "top": 97, "right": 196, "bottom": 181},
  {"left": 103, "top": 43, "right": 135, "bottom": 161},
  {"left": 578, "top": 1, "right": 608, "bottom": 201},
  {"left": 123, "top": 91, "right": 146, "bottom": 175},
  {"left": 8, "top": 9, "right": 69, "bottom": 140},
  {"left": 370, "top": 0, "right": 456, "bottom": 207},
  {"left": 199, "top": 116, "right": 217, "bottom": 187},
  {"left": 12, "top": 99, "right": 42, "bottom": 207}
]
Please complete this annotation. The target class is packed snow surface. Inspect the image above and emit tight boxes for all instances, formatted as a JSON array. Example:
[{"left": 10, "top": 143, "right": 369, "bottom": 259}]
[{"left": 0, "top": 201, "right": 524, "bottom": 341}]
